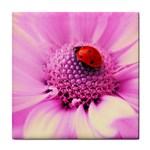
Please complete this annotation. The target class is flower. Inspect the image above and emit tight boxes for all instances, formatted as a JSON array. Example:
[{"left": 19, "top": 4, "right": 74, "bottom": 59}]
[{"left": 12, "top": 12, "right": 139, "bottom": 139}]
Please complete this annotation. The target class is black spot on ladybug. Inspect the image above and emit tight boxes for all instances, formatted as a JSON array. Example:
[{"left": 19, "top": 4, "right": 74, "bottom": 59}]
[
  {"left": 90, "top": 60, "right": 94, "bottom": 64},
  {"left": 87, "top": 50, "right": 91, "bottom": 54},
  {"left": 79, "top": 55, "right": 83, "bottom": 58},
  {"left": 73, "top": 46, "right": 82, "bottom": 53}
]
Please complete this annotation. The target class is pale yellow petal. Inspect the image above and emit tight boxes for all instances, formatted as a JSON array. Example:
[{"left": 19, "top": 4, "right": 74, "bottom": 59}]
[
  {"left": 89, "top": 95, "right": 136, "bottom": 137},
  {"left": 74, "top": 106, "right": 100, "bottom": 138}
]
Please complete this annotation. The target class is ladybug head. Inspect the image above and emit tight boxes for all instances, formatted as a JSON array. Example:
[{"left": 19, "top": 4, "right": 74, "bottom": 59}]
[{"left": 73, "top": 46, "right": 82, "bottom": 53}]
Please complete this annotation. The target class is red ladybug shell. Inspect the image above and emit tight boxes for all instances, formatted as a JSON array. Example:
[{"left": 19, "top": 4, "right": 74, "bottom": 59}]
[{"left": 75, "top": 46, "right": 102, "bottom": 67}]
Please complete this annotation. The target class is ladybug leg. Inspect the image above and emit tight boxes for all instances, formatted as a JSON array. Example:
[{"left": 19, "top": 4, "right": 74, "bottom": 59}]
[{"left": 73, "top": 46, "right": 82, "bottom": 53}]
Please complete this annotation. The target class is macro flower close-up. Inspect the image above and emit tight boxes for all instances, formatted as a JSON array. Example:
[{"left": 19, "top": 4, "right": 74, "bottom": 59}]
[{"left": 12, "top": 12, "right": 139, "bottom": 139}]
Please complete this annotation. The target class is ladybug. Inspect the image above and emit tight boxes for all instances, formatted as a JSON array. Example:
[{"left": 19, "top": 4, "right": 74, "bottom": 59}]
[{"left": 73, "top": 46, "right": 102, "bottom": 68}]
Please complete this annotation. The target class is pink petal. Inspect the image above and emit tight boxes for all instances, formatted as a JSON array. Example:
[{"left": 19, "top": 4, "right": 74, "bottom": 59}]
[
  {"left": 88, "top": 95, "right": 136, "bottom": 138},
  {"left": 23, "top": 100, "right": 76, "bottom": 139},
  {"left": 13, "top": 13, "right": 71, "bottom": 48},
  {"left": 97, "top": 13, "right": 138, "bottom": 51},
  {"left": 114, "top": 62, "right": 138, "bottom": 80},
  {"left": 13, "top": 14, "right": 48, "bottom": 65},
  {"left": 112, "top": 116, "right": 139, "bottom": 138},
  {"left": 111, "top": 13, "right": 139, "bottom": 52},
  {"left": 13, "top": 13, "right": 60, "bottom": 111},
  {"left": 13, "top": 93, "right": 49, "bottom": 112},
  {"left": 115, "top": 63, "right": 139, "bottom": 111},
  {"left": 12, "top": 106, "right": 34, "bottom": 139},
  {"left": 13, "top": 14, "right": 46, "bottom": 93},
  {"left": 13, "top": 57, "right": 58, "bottom": 111},
  {"left": 111, "top": 40, "right": 138, "bottom": 66},
  {"left": 69, "top": 12, "right": 111, "bottom": 43}
]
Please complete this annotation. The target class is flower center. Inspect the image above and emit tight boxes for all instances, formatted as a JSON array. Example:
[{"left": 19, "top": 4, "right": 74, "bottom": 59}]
[{"left": 44, "top": 42, "right": 119, "bottom": 111}]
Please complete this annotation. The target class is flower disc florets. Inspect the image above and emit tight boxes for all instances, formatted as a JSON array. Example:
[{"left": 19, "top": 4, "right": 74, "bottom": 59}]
[{"left": 44, "top": 42, "right": 119, "bottom": 110}]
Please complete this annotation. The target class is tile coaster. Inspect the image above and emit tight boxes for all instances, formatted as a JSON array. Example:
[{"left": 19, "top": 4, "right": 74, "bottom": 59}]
[{"left": 12, "top": 12, "right": 139, "bottom": 139}]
